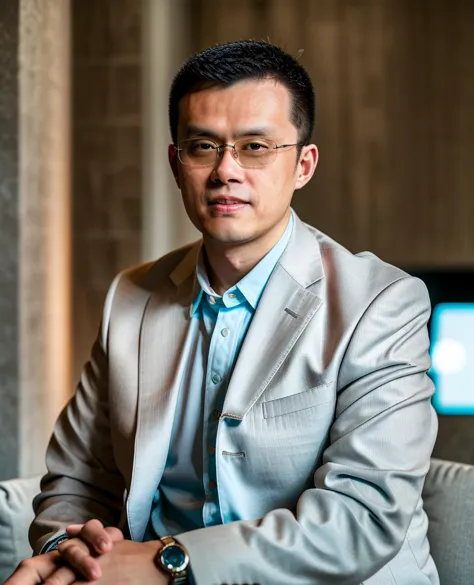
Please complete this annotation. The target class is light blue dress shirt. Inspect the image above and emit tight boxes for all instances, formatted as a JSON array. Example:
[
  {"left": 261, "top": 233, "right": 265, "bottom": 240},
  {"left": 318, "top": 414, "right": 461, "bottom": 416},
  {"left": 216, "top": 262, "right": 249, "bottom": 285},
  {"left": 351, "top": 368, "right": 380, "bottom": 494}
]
[{"left": 145, "top": 213, "right": 294, "bottom": 544}]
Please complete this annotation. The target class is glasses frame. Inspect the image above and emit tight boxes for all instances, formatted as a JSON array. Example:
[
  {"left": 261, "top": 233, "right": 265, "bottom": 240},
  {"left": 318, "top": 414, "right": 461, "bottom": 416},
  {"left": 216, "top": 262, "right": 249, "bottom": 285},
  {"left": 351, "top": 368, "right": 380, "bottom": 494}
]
[{"left": 174, "top": 137, "right": 304, "bottom": 169}]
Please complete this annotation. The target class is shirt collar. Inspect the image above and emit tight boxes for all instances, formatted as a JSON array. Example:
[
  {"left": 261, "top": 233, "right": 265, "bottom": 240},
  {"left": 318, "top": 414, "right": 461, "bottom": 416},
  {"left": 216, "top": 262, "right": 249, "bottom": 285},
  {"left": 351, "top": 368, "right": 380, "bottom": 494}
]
[{"left": 191, "top": 211, "right": 294, "bottom": 315}]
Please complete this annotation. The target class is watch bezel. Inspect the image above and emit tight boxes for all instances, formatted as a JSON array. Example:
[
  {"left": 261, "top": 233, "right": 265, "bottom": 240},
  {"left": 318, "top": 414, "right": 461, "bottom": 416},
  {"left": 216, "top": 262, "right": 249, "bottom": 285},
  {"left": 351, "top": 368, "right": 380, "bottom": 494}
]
[{"left": 158, "top": 541, "right": 190, "bottom": 575}]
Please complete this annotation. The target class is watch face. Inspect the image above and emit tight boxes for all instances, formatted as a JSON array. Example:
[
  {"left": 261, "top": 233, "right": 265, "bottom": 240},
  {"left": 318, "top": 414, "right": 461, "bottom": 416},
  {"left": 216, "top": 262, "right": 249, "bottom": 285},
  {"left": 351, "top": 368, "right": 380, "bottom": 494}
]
[{"left": 160, "top": 544, "right": 188, "bottom": 573}]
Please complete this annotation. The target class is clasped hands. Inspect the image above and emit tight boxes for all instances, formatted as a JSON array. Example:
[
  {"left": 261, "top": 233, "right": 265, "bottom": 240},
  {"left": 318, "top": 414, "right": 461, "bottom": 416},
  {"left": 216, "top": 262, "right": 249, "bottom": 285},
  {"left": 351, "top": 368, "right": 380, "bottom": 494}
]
[{"left": 4, "top": 520, "right": 168, "bottom": 585}]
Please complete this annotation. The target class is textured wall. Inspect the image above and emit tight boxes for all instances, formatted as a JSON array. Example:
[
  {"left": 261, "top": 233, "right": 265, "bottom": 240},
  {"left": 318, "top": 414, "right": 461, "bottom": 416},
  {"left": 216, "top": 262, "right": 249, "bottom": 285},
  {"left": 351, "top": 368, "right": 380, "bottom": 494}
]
[
  {"left": 141, "top": 0, "right": 199, "bottom": 264},
  {"left": 18, "top": 0, "right": 71, "bottom": 477},
  {"left": 0, "top": 0, "right": 19, "bottom": 480},
  {"left": 71, "top": 0, "right": 142, "bottom": 381}
]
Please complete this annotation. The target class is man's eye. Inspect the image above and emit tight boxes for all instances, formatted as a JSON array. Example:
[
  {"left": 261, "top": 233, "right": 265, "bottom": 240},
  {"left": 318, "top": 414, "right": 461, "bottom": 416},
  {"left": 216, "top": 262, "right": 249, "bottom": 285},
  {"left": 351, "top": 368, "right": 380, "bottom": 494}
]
[
  {"left": 191, "top": 141, "right": 216, "bottom": 152},
  {"left": 242, "top": 142, "right": 268, "bottom": 151}
]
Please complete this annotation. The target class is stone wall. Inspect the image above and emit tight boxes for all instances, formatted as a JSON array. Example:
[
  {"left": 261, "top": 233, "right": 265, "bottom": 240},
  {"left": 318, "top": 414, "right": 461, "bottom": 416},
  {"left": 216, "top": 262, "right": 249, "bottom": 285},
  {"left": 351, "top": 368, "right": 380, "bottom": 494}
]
[{"left": 0, "top": 0, "right": 19, "bottom": 480}]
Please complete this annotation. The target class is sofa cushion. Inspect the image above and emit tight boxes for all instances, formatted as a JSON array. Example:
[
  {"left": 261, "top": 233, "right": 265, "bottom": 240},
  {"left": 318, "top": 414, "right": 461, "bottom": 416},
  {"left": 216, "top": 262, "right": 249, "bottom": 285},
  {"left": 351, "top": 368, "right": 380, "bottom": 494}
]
[
  {"left": 423, "top": 458, "right": 474, "bottom": 585},
  {"left": 0, "top": 475, "right": 40, "bottom": 583}
]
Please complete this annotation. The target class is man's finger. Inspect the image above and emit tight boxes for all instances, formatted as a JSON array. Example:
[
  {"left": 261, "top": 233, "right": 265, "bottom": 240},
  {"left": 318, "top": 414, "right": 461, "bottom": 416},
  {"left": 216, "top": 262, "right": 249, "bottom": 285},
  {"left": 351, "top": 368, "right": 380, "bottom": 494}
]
[
  {"left": 104, "top": 526, "right": 125, "bottom": 543},
  {"left": 3, "top": 551, "right": 60, "bottom": 585},
  {"left": 78, "top": 519, "right": 112, "bottom": 554},
  {"left": 65, "top": 524, "right": 84, "bottom": 537},
  {"left": 66, "top": 523, "right": 124, "bottom": 547},
  {"left": 58, "top": 539, "right": 101, "bottom": 581},
  {"left": 42, "top": 565, "right": 78, "bottom": 585}
]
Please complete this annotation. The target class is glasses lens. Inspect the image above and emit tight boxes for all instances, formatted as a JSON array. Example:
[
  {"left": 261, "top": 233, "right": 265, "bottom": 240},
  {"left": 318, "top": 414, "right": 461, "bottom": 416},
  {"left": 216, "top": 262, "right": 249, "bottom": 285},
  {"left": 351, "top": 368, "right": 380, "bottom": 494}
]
[
  {"left": 178, "top": 139, "right": 217, "bottom": 166},
  {"left": 235, "top": 138, "right": 277, "bottom": 168},
  {"left": 177, "top": 138, "right": 278, "bottom": 168}
]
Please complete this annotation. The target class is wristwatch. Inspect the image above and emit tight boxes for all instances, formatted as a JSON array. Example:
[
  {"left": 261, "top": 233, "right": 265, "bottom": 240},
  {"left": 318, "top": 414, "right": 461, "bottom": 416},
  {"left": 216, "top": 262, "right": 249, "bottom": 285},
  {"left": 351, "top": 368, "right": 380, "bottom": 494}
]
[{"left": 155, "top": 536, "right": 190, "bottom": 584}]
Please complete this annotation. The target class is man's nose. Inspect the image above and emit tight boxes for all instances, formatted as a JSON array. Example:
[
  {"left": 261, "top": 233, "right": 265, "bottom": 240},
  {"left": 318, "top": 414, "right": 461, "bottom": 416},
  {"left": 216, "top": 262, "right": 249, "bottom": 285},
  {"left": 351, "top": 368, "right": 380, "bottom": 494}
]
[{"left": 211, "top": 146, "right": 245, "bottom": 183}]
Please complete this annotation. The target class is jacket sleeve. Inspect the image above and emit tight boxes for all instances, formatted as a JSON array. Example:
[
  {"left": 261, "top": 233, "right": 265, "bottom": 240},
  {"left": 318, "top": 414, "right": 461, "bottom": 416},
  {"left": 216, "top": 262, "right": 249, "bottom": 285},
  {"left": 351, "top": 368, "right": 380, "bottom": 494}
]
[
  {"left": 29, "top": 274, "right": 126, "bottom": 556},
  {"left": 177, "top": 276, "right": 438, "bottom": 585}
]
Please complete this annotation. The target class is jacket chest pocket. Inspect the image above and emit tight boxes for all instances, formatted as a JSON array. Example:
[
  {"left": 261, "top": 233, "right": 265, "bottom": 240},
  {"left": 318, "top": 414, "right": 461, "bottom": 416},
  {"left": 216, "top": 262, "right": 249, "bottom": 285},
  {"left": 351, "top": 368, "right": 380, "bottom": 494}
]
[{"left": 262, "top": 382, "right": 334, "bottom": 419}]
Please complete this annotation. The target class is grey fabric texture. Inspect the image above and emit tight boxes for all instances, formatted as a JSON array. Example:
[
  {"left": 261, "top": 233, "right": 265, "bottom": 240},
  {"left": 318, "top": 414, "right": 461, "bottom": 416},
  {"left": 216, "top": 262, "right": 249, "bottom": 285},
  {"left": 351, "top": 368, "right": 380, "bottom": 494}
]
[
  {"left": 423, "top": 458, "right": 474, "bottom": 585},
  {"left": 1, "top": 462, "right": 474, "bottom": 583},
  {"left": 0, "top": 475, "right": 39, "bottom": 583}
]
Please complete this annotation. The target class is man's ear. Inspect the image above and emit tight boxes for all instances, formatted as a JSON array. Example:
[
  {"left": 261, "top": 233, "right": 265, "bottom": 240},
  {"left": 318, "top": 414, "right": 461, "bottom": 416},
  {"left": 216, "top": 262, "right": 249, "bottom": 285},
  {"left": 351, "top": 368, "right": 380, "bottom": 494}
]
[
  {"left": 168, "top": 144, "right": 180, "bottom": 188},
  {"left": 295, "top": 144, "right": 318, "bottom": 190}
]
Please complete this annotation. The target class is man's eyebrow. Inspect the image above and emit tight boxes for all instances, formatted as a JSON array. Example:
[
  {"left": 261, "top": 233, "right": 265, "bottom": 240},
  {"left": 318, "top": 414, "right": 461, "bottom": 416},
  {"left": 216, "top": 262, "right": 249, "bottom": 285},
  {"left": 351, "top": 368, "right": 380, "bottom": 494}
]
[
  {"left": 234, "top": 127, "right": 274, "bottom": 138},
  {"left": 184, "top": 126, "right": 275, "bottom": 139}
]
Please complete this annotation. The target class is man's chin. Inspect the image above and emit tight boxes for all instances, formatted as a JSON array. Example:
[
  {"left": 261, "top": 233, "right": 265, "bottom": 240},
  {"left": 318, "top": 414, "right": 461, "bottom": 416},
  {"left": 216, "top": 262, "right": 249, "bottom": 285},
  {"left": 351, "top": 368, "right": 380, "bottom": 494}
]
[{"left": 204, "top": 227, "right": 255, "bottom": 246}]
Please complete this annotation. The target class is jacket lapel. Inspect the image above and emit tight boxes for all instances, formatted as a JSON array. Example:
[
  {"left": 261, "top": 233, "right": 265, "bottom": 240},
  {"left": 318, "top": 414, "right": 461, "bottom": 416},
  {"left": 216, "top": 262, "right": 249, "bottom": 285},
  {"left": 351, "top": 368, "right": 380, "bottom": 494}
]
[
  {"left": 222, "top": 214, "right": 325, "bottom": 420},
  {"left": 127, "top": 242, "right": 200, "bottom": 541}
]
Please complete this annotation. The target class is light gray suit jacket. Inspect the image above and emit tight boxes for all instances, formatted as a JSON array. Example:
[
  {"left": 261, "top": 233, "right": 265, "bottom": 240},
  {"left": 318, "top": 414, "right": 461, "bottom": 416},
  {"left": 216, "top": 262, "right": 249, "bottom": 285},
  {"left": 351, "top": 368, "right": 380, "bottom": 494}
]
[{"left": 31, "top": 213, "right": 439, "bottom": 584}]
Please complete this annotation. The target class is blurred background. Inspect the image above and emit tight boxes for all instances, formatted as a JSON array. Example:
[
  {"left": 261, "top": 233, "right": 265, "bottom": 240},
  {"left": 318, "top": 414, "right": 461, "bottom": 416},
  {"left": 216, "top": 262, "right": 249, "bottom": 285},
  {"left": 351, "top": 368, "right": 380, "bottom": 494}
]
[{"left": 0, "top": 0, "right": 473, "bottom": 480}]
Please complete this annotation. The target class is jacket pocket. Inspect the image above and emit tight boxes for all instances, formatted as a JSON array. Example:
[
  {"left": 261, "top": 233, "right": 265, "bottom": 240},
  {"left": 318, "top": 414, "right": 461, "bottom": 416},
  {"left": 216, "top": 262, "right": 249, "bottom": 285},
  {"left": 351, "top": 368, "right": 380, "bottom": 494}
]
[{"left": 262, "top": 382, "right": 334, "bottom": 419}]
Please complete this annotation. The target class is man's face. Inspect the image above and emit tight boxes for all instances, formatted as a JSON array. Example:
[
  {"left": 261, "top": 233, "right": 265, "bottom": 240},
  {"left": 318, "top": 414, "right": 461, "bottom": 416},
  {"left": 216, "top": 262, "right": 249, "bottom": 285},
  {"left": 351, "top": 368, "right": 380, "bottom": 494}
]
[{"left": 169, "top": 78, "right": 317, "bottom": 249}]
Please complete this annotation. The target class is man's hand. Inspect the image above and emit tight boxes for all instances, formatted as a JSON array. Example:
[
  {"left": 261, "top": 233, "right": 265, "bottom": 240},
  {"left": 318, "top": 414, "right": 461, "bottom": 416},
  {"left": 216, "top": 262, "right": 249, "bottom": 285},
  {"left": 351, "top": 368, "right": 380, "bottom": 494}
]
[
  {"left": 59, "top": 520, "right": 124, "bottom": 580},
  {"left": 3, "top": 551, "right": 65, "bottom": 585},
  {"left": 3, "top": 520, "right": 124, "bottom": 585},
  {"left": 71, "top": 540, "right": 168, "bottom": 585}
]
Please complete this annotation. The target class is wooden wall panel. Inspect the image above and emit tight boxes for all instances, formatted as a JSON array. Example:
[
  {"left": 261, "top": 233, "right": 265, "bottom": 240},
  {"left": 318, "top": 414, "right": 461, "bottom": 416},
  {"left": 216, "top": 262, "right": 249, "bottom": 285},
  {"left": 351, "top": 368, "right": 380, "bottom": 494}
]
[{"left": 190, "top": 0, "right": 474, "bottom": 268}]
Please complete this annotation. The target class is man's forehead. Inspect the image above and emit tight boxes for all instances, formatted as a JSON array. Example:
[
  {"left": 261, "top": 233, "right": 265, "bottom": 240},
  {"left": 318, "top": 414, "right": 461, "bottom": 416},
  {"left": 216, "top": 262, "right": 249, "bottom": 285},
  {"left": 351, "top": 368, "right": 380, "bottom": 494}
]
[{"left": 178, "top": 78, "right": 293, "bottom": 137}]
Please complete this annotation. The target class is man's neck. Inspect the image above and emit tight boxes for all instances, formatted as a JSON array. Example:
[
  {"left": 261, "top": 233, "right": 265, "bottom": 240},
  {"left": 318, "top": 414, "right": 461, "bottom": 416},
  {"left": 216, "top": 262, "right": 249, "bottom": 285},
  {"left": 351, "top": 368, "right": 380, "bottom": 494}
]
[{"left": 203, "top": 215, "right": 291, "bottom": 296}]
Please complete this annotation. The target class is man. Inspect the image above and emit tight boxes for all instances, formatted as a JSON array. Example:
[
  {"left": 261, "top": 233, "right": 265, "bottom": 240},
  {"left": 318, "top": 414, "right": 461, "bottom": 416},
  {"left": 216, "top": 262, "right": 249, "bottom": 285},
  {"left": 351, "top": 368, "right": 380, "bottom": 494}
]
[{"left": 6, "top": 40, "right": 439, "bottom": 585}]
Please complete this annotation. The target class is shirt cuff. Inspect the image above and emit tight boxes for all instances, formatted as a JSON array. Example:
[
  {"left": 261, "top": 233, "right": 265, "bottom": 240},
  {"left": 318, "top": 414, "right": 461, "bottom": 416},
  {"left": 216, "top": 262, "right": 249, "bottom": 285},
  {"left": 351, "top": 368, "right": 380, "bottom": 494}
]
[{"left": 39, "top": 533, "right": 69, "bottom": 554}]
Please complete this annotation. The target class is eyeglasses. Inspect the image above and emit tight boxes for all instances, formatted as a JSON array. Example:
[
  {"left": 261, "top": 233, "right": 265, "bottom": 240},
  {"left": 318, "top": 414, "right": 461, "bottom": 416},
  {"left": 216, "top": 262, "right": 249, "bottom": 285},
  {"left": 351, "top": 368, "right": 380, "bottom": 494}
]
[{"left": 174, "top": 137, "right": 302, "bottom": 169}]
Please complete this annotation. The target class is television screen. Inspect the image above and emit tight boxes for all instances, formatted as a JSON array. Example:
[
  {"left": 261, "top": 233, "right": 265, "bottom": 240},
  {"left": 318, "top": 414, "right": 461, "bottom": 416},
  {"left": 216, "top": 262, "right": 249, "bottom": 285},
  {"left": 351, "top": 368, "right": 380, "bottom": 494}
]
[{"left": 430, "top": 302, "right": 474, "bottom": 414}]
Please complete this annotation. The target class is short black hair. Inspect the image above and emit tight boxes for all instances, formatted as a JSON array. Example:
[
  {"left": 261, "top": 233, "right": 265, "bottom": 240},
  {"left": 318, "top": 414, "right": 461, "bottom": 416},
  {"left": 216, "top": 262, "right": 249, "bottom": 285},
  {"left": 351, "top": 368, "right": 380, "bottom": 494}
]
[{"left": 169, "top": 40, "right": 315, "bottom": 148}]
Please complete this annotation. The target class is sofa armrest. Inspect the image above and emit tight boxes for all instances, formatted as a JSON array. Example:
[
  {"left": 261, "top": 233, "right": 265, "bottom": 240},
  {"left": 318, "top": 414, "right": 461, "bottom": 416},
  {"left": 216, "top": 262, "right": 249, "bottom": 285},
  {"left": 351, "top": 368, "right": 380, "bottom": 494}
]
[{"left": 0, "top": 476, "right": 41, "bottom": 582}]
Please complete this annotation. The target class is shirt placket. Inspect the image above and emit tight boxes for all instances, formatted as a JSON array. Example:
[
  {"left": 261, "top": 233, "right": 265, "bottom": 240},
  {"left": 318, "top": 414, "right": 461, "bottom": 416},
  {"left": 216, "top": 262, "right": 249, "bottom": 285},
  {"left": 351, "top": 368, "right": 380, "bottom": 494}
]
[{"left": 202, "top": 297, "right": 241, "bottom": 527}]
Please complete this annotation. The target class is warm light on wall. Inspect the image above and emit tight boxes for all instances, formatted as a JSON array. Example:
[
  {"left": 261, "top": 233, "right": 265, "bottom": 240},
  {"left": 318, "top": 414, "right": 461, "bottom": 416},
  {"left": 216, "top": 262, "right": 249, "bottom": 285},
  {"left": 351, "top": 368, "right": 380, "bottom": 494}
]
[{"left": 18, "top": 0, "right": 71, "bottom": 477}]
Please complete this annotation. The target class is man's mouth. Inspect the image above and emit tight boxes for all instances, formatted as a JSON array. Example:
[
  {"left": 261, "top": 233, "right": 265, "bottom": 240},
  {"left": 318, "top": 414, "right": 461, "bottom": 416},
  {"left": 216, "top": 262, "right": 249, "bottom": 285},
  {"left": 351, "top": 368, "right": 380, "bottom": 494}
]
[
  {"left": 208, "top": 198, "right": 249, "bottom": 213},
  {"left": 209, "top": 198, "right": 247, "bottom": 205}
]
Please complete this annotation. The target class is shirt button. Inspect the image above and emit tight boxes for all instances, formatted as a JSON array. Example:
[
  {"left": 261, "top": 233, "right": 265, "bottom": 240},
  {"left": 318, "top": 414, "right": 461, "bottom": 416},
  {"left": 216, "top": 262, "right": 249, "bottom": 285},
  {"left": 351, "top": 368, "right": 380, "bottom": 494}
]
[
  {"left": 211, "top": 373, "right": 221, "bottom": 384},
  {"left": 209, "top": 480, "right": 217, "bottom": 489},
  {"left": 209, "top": 296, "right": 216, "bottom": 305},
  {"left": 208, "top": 446, "right": 215, "bottom": 455},
  {"left": 221, "top": 328, "right": 230, "bottom": 337},
  {"left": 228, "top": 293, "right": 236, "bottom": 299}
]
